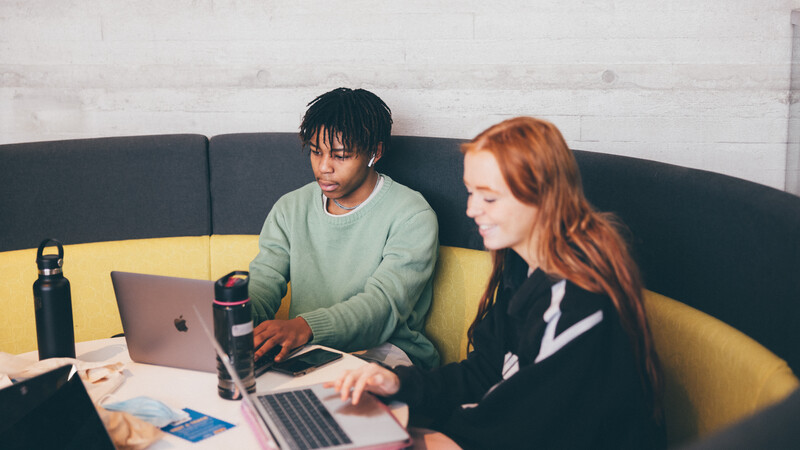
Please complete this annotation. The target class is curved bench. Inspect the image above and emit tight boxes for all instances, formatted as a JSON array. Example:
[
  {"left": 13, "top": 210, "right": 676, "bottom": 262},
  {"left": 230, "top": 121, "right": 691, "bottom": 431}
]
[
  {"left": 424, "top": 246, "right": 798, "bottom": 446},
  {"left": 2, "top": 133, "right": 799, "bottom": 447},
  {"left": 645, "top": 291, "right": 798, "bottom": 445}
]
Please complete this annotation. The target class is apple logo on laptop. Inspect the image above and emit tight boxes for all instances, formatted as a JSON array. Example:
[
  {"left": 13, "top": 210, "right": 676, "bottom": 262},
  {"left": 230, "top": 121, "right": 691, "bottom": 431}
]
[{"left": 174, "top": 315, "right": 188, "bottom": 332}]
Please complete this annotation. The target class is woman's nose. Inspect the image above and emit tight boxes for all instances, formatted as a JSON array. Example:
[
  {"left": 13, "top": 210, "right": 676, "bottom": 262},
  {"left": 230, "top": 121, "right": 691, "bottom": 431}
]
[{"left": 466, "top": 196, "right": 480, "bottom": 218}]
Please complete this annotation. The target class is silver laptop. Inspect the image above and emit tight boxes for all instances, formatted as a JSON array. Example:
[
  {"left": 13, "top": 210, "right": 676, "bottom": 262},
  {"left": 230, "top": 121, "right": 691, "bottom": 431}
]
[
  {"left": 193, "top": 306, "right": 411, "bottom": 450},
  {"left": 111, "top": 271, "right": 217, "bottom": 372}
]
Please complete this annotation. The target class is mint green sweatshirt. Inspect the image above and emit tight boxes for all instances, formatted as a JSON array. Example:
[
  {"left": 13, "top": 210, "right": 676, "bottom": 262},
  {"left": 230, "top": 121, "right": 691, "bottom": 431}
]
[{"left": 248, "top": 175, "right": 440, "bottom": 369}]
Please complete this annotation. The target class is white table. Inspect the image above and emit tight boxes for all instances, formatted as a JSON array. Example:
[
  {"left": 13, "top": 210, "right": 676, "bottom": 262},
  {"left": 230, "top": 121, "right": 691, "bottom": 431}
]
[{"left": 16, "top": 338, "right": 408, "bottom": 449}]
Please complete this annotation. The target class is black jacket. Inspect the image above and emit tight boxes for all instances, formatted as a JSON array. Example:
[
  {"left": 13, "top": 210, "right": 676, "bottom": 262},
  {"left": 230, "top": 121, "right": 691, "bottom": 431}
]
[{"left": 392, "top": 251, "right": 665, "bottom": 449}]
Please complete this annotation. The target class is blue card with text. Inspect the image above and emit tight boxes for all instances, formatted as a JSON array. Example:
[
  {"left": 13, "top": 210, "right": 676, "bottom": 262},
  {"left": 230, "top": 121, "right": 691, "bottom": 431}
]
[{"left": 161, "top": 408, "right": 235, "bottom": 442}]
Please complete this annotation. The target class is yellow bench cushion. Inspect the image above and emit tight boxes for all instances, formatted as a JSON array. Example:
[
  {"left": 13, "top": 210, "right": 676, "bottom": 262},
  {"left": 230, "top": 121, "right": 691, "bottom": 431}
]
[
  {"left": 209, "top": 234, "right": 291, "bottom": 320},
  {"left": 210, "top": 238, "right": 491, "bottom": 352},
  {"left": 5, "top": 235, "right": 797, "bottom": 449},
  {"left": 0, "top": 236, "right": 210, "bottom": 354},
  {"left": 425, "top": 246, "right": 492, "bottom": 365},
  {"left": 644, "top": 290, "right": 799, "bottom": 445}
]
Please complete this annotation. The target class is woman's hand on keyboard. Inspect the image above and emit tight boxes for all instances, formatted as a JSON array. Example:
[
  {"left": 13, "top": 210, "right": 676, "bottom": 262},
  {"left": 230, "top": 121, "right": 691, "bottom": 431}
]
[{"left": 327, "top": 363, "right": 400, "bottom": 405}]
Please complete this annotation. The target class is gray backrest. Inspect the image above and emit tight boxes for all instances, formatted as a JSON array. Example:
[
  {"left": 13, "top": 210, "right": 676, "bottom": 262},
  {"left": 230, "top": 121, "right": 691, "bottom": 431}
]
[{"left": 0, "top": 135, "right": 210, "bottom": 252}]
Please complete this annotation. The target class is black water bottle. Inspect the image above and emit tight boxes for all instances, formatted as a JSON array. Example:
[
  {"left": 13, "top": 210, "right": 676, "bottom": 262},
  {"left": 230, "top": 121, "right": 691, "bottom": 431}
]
[
  {"left": 214, "top": 271, "right": 256, "bottom": 400},
  {"left": 33, "top": 238, "right": 76, "bottom": 360}
]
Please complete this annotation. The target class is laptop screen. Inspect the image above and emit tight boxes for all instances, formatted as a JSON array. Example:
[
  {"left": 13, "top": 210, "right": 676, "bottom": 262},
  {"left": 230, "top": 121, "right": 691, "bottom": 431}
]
[{"left": 0, "top": 364, "right": 115, "bottom": 449}]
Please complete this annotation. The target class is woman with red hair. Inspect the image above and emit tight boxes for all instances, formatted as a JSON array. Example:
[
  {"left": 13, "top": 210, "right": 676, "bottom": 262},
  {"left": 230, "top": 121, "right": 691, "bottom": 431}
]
[{"left": 332, "top": 117, "right": 665, "bottom": 449}]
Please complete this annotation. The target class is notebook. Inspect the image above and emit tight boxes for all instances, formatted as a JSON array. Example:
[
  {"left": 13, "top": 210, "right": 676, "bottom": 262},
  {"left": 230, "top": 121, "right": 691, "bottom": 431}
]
[
  {"left": 193, "top": 306, "right": 411, "bottom": 450},
  {"left": 0, "top": 364, "right": 115, "bottom": 449},
  {"left": 111, "top": 271, "right": 218, "bottom": 373}
]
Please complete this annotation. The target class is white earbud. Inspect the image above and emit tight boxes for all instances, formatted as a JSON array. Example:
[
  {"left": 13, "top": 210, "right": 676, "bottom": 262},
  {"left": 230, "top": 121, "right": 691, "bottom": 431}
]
[{"left": 368, "top": 155, "right": 376, "bottom": 167}]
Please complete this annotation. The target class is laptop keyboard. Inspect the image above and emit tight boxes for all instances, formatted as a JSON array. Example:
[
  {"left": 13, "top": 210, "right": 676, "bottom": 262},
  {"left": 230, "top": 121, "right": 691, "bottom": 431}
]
[{"left": 258, "top": 389, "right": 352, "bottom": 449}]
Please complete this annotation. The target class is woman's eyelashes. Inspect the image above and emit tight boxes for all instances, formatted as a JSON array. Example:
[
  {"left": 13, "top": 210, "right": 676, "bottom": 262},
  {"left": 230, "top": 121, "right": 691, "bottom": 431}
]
[{"left": 468, "top": 192, "right": 497, "bottom": 204}]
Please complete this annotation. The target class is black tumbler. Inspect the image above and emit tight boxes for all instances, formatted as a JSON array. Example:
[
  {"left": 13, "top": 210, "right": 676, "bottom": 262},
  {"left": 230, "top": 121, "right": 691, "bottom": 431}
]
[
  {"left": 33, "top": 238, "right": 76, "bottom": 360},
  {"left": 214, "top": 270, "right": 255, "bottom": 400}
]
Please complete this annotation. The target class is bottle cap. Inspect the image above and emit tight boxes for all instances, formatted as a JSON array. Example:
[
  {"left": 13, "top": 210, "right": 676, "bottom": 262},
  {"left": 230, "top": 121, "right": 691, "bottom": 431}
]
[
  {"left": 36, "top": 238, "right": 64, "bottom": 272},
  {"left": 37, "top": 254, "right": 63, "bottom": 270},
  {"left": 214, "top": 271, "right": 249, "bottom": 305}
]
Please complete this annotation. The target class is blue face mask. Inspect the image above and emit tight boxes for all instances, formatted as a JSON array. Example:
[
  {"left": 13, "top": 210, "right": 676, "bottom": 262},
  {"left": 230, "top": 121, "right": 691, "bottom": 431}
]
[{"left": 103, "top": 396, "right": 190, "bottom": 428}]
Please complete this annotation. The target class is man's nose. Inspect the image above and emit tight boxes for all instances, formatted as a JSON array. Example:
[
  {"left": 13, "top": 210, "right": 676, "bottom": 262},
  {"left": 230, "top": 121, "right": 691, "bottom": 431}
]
[{"left": 319, "top": 153, "right": 333, "bottom": 173}]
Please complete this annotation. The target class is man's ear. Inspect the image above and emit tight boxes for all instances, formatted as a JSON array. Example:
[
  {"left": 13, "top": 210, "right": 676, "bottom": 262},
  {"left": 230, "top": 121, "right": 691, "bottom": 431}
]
[{"left": 370, "top": 143, "right": 384, "bottom": 167}]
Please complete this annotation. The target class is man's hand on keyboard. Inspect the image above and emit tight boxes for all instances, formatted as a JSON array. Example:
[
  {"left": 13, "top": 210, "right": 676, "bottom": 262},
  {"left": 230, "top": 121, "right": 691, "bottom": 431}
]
[{"left": 254, "top": 317, "right": 313, "bottom": 362}]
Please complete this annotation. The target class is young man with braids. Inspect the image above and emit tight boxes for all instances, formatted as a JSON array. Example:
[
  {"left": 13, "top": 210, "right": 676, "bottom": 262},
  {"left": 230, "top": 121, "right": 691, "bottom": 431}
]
[{"left": 248, "top": 88, "right": 440, "bottom": 370}]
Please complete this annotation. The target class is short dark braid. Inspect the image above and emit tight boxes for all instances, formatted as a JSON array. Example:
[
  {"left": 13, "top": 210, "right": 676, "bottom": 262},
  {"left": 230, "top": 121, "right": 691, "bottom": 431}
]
[{"left": 299, "top": 88, "right": 392, "bottom": 158}]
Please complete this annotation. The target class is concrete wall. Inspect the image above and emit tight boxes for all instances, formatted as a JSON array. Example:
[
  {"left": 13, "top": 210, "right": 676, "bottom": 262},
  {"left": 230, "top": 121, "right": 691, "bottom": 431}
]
[{"left": 1, "top": 0, "right": 798, "bottom": 190}]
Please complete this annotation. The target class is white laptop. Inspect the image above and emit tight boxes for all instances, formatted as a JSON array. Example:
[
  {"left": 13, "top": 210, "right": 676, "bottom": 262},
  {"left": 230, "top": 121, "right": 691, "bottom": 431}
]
[
  {"left": 110, "top": 271, "right": 217, "bottom": 372},
  {"left": 193, "top": 306, "right": 411, "bottom": 450}
]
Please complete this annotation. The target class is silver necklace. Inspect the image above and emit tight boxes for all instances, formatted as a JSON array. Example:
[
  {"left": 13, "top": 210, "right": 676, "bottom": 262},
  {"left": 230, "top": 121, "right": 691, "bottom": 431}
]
[
  {"left": 332, "top": 176, "right": 380, "bottom": 211},
  {"left": 333, "top": 198, "right": 357, "bottom": 210}
]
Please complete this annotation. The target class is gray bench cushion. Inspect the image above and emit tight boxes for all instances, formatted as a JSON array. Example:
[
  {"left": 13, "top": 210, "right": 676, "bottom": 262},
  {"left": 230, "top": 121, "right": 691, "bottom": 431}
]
[
  {"left": 208, "top": 133, "right": 313, "bottom": 235},
  {"left": 208, "top": 133, "right": 483, "bottom": 250},
  {"left": 576, "top": 150, "right": 800, "bottom": 373},
  {"left": 0, "top": 134, "right": 210, "bottom": 252}
]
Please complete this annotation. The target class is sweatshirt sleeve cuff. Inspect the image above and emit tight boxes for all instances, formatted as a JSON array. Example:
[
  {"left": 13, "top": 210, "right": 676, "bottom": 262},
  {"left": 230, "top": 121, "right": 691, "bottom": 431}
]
[
  {"left": 387, "top": 365, "right": 420, "bottom": 405},
  {"left": 298, "top": 309, "right": 337, "bottom": 345}
]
